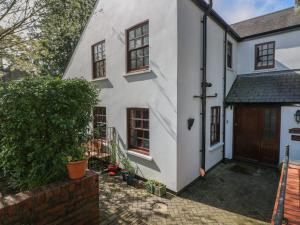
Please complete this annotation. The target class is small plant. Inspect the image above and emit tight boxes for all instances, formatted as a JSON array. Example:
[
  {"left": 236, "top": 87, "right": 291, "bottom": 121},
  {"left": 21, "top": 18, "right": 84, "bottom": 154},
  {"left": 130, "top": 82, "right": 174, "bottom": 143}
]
[
  {"left": 109, "top": 140, "right": 118, "bottom": 166},
  {"left": 145, "top": 180, "right": 166, "bottom": 197}
]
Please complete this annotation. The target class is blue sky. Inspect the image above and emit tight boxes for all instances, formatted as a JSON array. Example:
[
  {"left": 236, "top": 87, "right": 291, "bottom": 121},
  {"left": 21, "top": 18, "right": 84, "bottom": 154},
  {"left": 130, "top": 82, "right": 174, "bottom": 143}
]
[{"left": 211, "top": 0, "right": 294, "bottom": 24}]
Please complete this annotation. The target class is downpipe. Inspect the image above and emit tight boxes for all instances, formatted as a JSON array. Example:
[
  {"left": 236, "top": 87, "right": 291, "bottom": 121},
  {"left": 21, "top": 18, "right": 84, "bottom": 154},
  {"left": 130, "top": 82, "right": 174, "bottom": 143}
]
[{"left": 200, "top": 0, "right": 213, "bottom": 178}]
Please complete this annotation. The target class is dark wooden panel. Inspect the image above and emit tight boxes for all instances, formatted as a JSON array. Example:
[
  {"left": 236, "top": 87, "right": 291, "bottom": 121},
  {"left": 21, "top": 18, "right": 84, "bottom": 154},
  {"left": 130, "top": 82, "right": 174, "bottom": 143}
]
[{"left": 234, "top": 105, "right": 280, "bottom": 165}]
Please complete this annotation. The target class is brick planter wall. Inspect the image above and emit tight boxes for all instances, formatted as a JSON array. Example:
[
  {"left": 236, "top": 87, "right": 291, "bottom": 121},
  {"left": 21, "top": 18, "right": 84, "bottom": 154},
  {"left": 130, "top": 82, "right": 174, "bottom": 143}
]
[{"left": 0, "top": 171, "right": 99, "bottom": 225}]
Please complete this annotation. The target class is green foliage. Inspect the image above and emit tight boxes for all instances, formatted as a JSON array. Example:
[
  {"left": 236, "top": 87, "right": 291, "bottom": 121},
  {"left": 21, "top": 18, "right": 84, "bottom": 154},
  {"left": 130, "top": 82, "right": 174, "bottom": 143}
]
[
  {"left": 121, "top": 157, "right": 135, "bottom": 175},
  {"left": 36, "top": 0, "right": 97, "bottom": 76},
  {"left": 0, "top": 76, "right": 97, "bottom": 190},
  {"left": 109, "top": 140, "right": 118, "bottom": 165}
]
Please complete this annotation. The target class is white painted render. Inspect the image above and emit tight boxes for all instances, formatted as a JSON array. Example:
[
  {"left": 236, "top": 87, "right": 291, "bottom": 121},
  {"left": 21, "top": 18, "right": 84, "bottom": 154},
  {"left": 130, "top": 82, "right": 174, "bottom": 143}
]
[
  {"left": 64, "top": 0, "right": 179, "bottom": 191},
  {"left": 177, "top": 0, "right": 203, "bottom": 191},
  {"left": 280, "top": 106, "right": 300, "bottom": 162},
  {"left": 237, "top": 30, "right": 300, "bottom": 74}
]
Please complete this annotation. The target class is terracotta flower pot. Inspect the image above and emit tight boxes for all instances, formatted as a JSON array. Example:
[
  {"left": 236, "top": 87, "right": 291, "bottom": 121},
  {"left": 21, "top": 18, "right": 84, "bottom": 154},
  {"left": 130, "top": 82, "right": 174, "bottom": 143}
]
[
  {"left": 67, "top": 159, "right": 88, "bottom": 180},
  {"left": 108, "top": 164, "right": 118, "bottom": 172}
]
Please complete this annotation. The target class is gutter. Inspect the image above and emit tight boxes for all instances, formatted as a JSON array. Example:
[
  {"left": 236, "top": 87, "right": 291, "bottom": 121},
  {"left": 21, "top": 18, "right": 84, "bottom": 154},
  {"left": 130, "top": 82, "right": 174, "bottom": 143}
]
[
  {"left": 200, "top": 0, "right": 213, "bottom": 173},
  {"left": 222, "top": 29, "right": 228, "bottom": 161}
]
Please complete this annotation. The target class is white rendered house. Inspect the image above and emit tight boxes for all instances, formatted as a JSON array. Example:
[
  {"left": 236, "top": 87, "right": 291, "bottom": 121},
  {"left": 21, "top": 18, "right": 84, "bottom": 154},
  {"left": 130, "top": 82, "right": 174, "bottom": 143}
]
[{"left": 64, "top": 0, "right": 300, "bottom": 192}]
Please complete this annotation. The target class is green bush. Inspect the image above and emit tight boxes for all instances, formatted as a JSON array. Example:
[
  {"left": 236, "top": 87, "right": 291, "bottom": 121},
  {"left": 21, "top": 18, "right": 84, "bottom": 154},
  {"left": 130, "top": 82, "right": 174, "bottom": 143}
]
[{"left": 0, "top": 76, "right": 97, "bottom": 190}]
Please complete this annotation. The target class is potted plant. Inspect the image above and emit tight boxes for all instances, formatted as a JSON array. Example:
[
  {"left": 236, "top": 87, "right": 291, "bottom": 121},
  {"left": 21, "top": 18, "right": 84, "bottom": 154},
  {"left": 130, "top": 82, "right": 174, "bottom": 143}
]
[
  {"left": 108, "top": 140, "right": 118, "bottom": 176},
  {"left": 145, "top": 180, "right": 155, "bottom": 194},
  {"left": 121, "top": 157, "right": 130, "bottom": 181},
  {"left": 126, "top": 165, "right": 137, "bottom": 186},
  {"left": 146, "top": 180, "right": 166, "bottom": 197},
  {"left": 66, "top": 147, "right": 88, "bottom": 180},
  {"left": 153, "top": 181, "right": 167, "bottom": 197}
]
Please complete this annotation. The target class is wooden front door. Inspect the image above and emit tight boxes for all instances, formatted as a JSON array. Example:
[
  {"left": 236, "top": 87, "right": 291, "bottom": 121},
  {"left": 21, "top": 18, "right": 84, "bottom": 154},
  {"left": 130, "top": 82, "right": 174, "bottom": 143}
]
[{"left": 234, "top": 105, "right": 280, "bottom": 165}]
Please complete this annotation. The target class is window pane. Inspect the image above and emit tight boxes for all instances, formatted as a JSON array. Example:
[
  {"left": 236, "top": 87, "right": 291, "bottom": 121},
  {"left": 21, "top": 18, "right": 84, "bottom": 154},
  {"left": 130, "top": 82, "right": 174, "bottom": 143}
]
[
  {"left": 144, "top": 47, "right": 149, "bottom": 56},
  {"left": 131, "top": 60, "right": 137, "bottom": 70},
  {"left": 143, "top": 140, "right": 149, "bottom": 149},
  {"left": 136, "top": 27, "right": 142, "bottom": 37},
  {"left": 129, "top": 40, "right": 135, "bottom": 50},
  {"left": 143, "top": 23, "right": 149, "bottom": 35},
  {"left": 137, "top": 59, "right": 143, "bottom": 68},
  {"left": 129, "top": 30, "right": 135, "bottom": 40},
  {"left": 135, "top": 120, "right": 142, "bottom": 128},
  {"left": 137, "top": 49, "right": 143, "bottom": 58},
  {"left": 135, "top": 110, "right": 142, "bottom": 118},
  {"left": 144, "top": 36, "right": 149, "bottom": 46},
  {"left": 131, "top": 51, "right": 136, "bottom": 60},
  {"left": 144, "top": 56, "right": 149, "bottom": 67},
  {"left": 136, "top": 38, "right": 142, "bottom": 48}
]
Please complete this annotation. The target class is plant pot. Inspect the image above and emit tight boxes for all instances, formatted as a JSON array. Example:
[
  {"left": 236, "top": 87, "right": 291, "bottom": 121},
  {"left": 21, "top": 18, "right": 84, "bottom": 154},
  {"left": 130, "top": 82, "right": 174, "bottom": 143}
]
[
  {"left": 121, "top": 170, "right": 129, "bottom": 181},
  {"left": 66, "top": 159, "right": 87, "bottom": 180},
  {"left": 146, "top": 183, "right": 155, "bottom": 194},
  {"left": 126, "top": 174, "right": 136, "bottom": 186},
  {"left": 154, "top": 185, "right": 166, "bottom": 197},
  {"left": 108, "top": 164, "right": 118, "bottom": 172}
]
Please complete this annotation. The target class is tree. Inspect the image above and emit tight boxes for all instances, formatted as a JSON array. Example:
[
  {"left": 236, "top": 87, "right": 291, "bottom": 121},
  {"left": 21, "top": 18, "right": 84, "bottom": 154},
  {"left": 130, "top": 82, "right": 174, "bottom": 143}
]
[
  {"left": 0, "top": 0, "right": 45, "bottom": 76},
  {"left": 36, "top": 0, "right": 97, "bottom": 76},
  {"left": 0, "top": 0, "right": 44, "bottom": 47}
]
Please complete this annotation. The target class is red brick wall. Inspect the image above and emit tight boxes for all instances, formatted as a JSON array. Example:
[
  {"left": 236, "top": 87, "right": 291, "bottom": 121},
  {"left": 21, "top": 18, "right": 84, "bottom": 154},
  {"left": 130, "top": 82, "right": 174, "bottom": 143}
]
[{"left": 0, "top": 171, "right": 99, "bottom": 225}]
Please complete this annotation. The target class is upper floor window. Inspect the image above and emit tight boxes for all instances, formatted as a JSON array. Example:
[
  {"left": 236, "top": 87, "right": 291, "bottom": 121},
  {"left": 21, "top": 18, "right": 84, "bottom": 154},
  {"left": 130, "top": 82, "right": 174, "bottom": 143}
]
[
  {"left": 127, "top": 21, "right": 149, "bottom": 72},
  {"left": 127, "top": 108, "right": 149, "bottom": 155},
  {"left": 255, "top": 41, "right": 275, "bottom": 70},
  {"left": 210, "top": 106, "right": 221, "bottom": 146},
  {"left": 227, "top": 41, "right": 233, "bottom": 68},
  {"left": 93, "top": 107, "right": 106, "bottom": 139},
  {"left": 92, "top": 41, "right": 106, "bottom": 79}
]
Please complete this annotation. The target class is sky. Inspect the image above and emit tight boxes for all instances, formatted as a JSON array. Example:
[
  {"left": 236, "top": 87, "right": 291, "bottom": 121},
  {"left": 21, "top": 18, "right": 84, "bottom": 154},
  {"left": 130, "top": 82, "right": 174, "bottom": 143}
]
[{"left": 211, "top": 0, "right": 295, "bottom": 24}]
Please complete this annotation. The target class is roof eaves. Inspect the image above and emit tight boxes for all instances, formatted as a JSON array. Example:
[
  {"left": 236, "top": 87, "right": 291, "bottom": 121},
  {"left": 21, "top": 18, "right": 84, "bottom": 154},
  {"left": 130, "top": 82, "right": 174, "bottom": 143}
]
[
  {"left": 190, "top": 0, "right": 241, "bottom": 41},
  {"left": 240, "top": 24, "right": 300, "bottom": 40}
]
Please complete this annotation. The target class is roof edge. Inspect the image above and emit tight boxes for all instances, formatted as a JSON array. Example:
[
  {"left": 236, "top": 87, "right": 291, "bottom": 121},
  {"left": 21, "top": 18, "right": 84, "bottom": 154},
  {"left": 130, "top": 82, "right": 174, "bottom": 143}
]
[
  {"left": 190, "top": 0, "right": 241, "bottom": 41},
  {"left": 240, "top": 24, "right": 300, "bottom": 40}
]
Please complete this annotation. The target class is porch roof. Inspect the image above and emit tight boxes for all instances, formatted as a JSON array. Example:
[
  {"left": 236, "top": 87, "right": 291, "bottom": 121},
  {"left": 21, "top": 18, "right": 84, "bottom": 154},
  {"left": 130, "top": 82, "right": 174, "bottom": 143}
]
[{"left": 226, "top": 70, "right": 300, "bottom": 104}]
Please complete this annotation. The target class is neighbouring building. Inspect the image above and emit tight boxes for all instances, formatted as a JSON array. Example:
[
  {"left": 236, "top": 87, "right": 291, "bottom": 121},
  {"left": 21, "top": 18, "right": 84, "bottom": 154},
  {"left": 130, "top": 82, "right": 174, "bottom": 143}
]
[{"left": 64, "top": 0, "right": 300, "bottom": 192}]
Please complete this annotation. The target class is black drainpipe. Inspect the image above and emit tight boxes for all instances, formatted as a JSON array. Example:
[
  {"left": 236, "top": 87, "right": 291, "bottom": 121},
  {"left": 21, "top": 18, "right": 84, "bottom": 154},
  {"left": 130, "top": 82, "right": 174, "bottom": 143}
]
[
  {"left": 201, "top": 0, "right": 213, "bottom": 172},
  {"left": 222, "top": 29, "right": 228, "bottom": 161}
]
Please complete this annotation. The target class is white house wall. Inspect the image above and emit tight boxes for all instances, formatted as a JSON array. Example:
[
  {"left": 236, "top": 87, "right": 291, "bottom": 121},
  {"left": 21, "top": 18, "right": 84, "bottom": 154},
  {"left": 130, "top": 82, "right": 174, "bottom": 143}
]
[
  {"left": 177, "top": 0, "right": 203, "bottom": 191},
  {"left": 237, "top": 29, "right": 300, "bottom": 74},
  {"left": 204, "top": 17, "right": 226, "bottom": 170},
  {"left": 64, "top": 0, "right": 179, "bottom": 191},
  {"left": 280, "top": 106, "right": 300, "bottom": 162},
  {"left": 224, "top": 35, "right": 238, "bottom": 160}
]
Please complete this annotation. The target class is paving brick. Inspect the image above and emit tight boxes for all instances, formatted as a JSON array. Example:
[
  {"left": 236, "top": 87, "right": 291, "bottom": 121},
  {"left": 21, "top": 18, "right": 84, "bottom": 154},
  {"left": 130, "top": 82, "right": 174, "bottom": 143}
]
[{"left": 99, "top": 161, "right": 279, "bottom": 225}]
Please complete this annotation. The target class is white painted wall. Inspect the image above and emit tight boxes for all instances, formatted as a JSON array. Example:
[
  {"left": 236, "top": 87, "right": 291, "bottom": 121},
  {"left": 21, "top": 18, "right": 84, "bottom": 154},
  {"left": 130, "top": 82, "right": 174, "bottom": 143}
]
[
  {"left": 237, "top": 29, "right": 300, "bottom": 74},
  {"left": 204, "top": 17, "right": 226, "bottom": 170},
  {"left": 177, "top": 0, "right": 203, "bottom": 191},
  {"left": 224, "top": 36, "right": 238, "bottom": 160},
  {"left": 280, "top": 106, "right": 300, "bottom": 162},
  {"left": 64, "top": 0, "right": 179, "bottom": 191}
]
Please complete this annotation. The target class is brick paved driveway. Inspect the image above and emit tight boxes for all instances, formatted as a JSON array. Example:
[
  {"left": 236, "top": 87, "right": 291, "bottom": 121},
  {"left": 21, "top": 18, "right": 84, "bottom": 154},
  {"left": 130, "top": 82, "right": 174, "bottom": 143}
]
[{"left": 99, "top": 161, "right": 279, "bottom": 225}]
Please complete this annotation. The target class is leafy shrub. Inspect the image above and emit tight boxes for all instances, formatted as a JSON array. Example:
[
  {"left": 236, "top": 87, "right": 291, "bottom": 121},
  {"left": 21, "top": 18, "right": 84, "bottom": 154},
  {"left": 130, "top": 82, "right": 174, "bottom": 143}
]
[{"left": 0, "top": 76, "right": 97, "bottom": 190}]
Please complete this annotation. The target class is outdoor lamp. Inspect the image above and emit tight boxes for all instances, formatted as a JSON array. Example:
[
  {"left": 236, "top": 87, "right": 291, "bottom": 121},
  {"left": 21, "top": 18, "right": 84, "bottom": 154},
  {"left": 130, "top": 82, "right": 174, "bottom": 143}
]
[{"left": 295, "top": 110, "right": 300, "bottom": 123}]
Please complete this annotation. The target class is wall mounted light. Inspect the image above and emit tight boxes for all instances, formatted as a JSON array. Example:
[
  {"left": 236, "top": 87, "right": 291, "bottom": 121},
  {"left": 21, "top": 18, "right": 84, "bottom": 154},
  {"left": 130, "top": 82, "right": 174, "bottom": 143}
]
[
  {"left": 188, "top": 118, "right": 195, "bottom": 130},
  {"left": 295, "top": 110, "right": 300, "bottom": 123}
]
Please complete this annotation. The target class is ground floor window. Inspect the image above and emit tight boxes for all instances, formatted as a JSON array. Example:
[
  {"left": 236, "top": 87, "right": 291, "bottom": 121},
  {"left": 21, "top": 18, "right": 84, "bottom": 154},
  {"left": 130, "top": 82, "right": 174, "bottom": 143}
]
[
  {"left": 127, "top": 108, "right": 149, "bottom": 155},
  {"left": 93, "top": 107, "right": 106, "bottom": 139},
  {"left": 210, "top": 106, "right": 221, "bottom": 146}
]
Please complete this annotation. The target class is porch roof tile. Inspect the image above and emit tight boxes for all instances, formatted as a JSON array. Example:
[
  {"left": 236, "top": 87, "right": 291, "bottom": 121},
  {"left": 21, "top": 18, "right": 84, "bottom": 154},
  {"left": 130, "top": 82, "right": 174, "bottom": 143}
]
[{"left": 226, "top": 70, "right": 300, "bottom": 104}]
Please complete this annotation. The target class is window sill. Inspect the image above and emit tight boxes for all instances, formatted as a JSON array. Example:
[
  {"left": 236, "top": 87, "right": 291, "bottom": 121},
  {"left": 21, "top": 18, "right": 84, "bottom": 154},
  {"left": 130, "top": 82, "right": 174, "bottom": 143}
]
[
  {"left": 209, "top": 142, "right": 224, "bottom": 152},
  {"left": 123, "top": 69, "right": 152, "bottom": 77},
  {"left": 91, "top": 77, "right": 109, "bottom": 82},
  {"left": 127, "top": 150, "right": 153, "bottom": 161}
]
